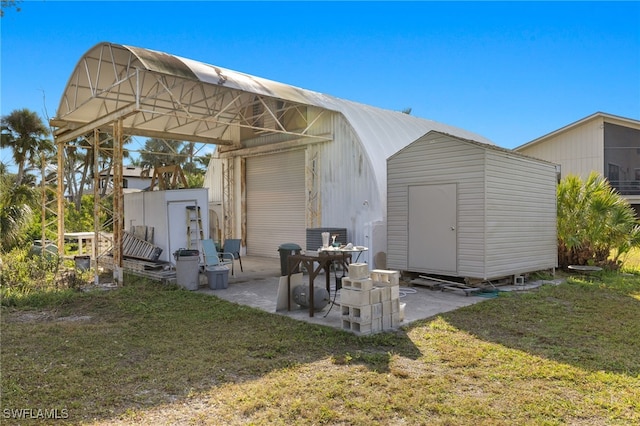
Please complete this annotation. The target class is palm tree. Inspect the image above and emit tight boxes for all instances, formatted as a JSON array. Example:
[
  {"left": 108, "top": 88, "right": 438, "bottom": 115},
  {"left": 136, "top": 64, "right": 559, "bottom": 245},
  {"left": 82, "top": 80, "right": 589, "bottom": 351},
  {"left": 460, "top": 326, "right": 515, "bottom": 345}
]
[
  {"left": 0, "top": 168, "right": 38, "bottom": 251},
  {"left": 557, "top": 172, "right": 640, "bottom": 269},
  {"left": 139, "top": 138, "right": 184, "bottom": 170},
  {"left": 1, "top": 108, "right": 52, "bottom": 186}
]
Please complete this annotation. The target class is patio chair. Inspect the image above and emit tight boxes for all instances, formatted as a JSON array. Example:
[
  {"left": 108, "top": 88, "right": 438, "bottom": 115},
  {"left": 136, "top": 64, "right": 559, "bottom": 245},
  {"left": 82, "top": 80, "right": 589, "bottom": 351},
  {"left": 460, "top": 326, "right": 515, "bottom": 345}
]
[
  {"left": 201, "top": 239, "right": 235, "bottom": 276},
  {"left": 222, "top": 239, "right": 243, "bottom": 274}
]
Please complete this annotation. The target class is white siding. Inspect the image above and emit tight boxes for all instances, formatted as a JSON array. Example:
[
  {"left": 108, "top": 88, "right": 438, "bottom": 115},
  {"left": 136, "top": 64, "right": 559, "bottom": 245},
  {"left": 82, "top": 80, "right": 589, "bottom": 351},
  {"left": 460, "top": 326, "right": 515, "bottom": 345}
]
[
  {"left": 484, "top": 151, "right": 558, "bottom": 277},
  {"left": 388, "top": 131, "right": 557, "bottom": 280},
  {"left": 518, "top": 117, "right": 604, "bottom": 179},
  {"left": 387, "top": 132, "right": 486, "bottom": 277}
]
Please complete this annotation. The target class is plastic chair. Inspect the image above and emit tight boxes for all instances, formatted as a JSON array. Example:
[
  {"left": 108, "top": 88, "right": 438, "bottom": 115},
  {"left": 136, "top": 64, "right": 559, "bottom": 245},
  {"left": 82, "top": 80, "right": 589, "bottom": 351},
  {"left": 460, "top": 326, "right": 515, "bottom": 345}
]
[
  {"left": 201, "top": 239, "right": 234, "bottom": 275},
  {"left": 222, "top": 239, "right": 243, "bottom": 274}
]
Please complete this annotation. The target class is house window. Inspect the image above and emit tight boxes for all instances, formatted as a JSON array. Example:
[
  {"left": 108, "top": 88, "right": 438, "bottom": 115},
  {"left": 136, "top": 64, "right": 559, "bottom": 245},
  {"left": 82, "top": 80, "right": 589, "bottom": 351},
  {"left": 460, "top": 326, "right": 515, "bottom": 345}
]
[
  {"left": 604, "top": 123, "right": 640, "bottom": 195},
  {"left": 608, "top": 163, "right": 619, "bottom": 183}
]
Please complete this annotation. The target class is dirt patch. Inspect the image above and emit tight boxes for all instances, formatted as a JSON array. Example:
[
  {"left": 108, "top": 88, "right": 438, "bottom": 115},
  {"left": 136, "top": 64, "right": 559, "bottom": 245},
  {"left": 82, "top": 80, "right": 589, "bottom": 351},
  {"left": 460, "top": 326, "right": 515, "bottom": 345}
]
[
  {"left": 56, "top": 315, "right": 93, "bottom": 322},
  {"left": 3, "top": 310, "right": 92, "bottom": 323},
  {"left": 4, "top": 310, "right": 56, "bottom": 323}
]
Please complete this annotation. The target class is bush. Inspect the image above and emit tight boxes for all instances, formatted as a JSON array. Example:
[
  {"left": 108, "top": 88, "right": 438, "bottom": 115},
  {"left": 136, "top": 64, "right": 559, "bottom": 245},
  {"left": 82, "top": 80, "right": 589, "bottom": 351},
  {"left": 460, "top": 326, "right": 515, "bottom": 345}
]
[
  {"left": 557, "top": 172, "right": 640, "bottom": 270},
  {"left": 0, "top": 247, "right": 84, "bottom": 306}
]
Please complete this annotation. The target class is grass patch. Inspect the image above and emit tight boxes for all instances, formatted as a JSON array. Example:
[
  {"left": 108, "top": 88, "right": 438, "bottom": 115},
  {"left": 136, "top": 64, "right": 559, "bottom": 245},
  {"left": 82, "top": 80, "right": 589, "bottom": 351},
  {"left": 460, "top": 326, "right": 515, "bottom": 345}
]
[
  {"left": 620, "top": 247, "right": 640, "bottom": 273},
  {"left": 2, "top": 272, "right": 639, "bottom": 425}
]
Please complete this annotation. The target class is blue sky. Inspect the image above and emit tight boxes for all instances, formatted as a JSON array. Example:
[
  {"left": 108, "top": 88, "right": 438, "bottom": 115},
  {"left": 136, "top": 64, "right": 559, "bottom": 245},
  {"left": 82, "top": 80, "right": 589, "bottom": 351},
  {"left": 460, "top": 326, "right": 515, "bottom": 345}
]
[{"left": 1, "top": 1, "right": 639, "bottom": 165}]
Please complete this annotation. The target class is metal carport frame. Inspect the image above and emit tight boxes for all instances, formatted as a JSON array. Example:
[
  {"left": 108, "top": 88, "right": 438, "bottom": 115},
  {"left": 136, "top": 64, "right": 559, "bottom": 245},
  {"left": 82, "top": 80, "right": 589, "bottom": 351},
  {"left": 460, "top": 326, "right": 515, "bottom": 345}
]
[{"left": 51, "top": 42, "right": 330, "bottom": 283}]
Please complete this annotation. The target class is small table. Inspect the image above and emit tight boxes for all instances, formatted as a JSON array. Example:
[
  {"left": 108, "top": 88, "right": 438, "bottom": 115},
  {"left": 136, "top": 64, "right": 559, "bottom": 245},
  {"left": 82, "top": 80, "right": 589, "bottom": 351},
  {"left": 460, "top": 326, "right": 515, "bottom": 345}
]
[
  {"left": 568, "top": 265, "right": 603, "bottom": 279},
  {"left": 287, "top": 251, "right": 351, "bottom": 317}
]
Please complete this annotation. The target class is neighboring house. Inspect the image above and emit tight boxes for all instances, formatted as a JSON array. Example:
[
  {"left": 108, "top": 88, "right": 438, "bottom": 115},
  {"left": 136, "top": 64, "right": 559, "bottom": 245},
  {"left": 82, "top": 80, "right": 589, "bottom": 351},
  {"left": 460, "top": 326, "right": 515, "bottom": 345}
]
[
  {"left": 98, "top": 166, "right": 152, "bottom": 192},
  {"left": 515, "top": 112, "right": 640, "bottom": 215}
]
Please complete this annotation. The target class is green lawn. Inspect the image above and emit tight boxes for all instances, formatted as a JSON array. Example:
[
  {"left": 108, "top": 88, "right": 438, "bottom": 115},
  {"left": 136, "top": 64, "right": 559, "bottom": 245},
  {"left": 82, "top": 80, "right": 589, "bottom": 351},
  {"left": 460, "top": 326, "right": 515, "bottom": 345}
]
[
  {"left": 2, "top": 272, "right": 639, "bottom": 425},
  {"left": 621, "top": 247, "right": 640, "bottom": 271}
]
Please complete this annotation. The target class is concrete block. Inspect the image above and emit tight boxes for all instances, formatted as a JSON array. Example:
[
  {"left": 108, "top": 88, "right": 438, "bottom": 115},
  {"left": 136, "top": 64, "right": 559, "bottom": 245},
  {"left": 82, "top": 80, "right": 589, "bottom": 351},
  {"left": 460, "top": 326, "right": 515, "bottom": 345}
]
[
  {"left": 381, "top": 312, "right": 401, "bottom": 330},
  {"left": 340, "top": 288, "right": 370, "bottom": 306},
  {"left": 348, "top": 263, "right": 369, "bottom": 279},
  {"left": 390, "top": 298, "right": 400, "bottom": 314},
  {"left": 390, "top": 285, "right": 400, "bottom": 301},
  {"left": 369, "top": 287, "right": 382, "bottom": 304},
  {"left": 382, "top": 300, "right": 391, "bottom": 315},
  {"left": 514, "top": 275, "right": 525, "bottom": 285},
  {"left": 341, "top": 305, "right": 350, "bottom": 317},
  {"left": 343, "top": 317, "right": 382, "bottom": 336},
  {"left": 372, "top": 317, "right": 382, "bottom": 333},
  {"left": 380, "top": 286, "right": 391, "bottom": 302},
  {"left": 370, "top": 269, "right": 400, "bottom": 285},
  {"left": 391, "top": 312, "right": 400, "bottom": 328},
  {"left": 342, "top": 277, "right": 373, "bottom": 291},
  {"left": 372, "top": 302, "right": 383, "bottom": 319},
  {"left": 382, "top": 314, "right": 392, "bottom": 330},
  {"left": 342, "top": 304, "right": 382, "bottom": 322},
  {"left": 351, "top": 321, "right": 373, "bottom": 335}
]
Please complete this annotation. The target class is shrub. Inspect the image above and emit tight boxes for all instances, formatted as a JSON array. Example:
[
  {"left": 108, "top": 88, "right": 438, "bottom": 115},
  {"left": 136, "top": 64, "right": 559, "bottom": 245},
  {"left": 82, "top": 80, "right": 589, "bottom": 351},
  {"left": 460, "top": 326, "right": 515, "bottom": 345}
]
[
  {"left": 557, "top": 172, "right": 640, "bottom": 270},
  {"left": 0, "top": 247, "right": 84, "bottom": 306}
]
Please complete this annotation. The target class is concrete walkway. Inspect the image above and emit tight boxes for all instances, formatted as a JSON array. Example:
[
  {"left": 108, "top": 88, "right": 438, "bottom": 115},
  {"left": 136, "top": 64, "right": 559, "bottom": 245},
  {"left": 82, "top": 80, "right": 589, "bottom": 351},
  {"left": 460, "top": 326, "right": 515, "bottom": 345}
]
[{"left": 191, "top": 256, "right": 541, "bottom": 331}]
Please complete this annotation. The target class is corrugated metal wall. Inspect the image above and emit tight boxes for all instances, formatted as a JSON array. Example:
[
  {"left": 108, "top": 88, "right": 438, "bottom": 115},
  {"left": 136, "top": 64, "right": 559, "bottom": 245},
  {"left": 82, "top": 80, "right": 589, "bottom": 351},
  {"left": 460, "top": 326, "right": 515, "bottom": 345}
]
[
  {"left": 204, "top": 157, "right": 223, "bottom": 204},
  {"left": 314, "top": 114, "right": 383, "bottom": 264}
]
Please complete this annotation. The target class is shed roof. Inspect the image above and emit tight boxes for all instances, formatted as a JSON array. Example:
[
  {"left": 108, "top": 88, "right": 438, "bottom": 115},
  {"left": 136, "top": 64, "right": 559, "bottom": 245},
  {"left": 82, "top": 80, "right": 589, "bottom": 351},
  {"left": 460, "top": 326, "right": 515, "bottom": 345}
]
[{"left": 53, "top": 42, "right": 493, "bottom": 185}]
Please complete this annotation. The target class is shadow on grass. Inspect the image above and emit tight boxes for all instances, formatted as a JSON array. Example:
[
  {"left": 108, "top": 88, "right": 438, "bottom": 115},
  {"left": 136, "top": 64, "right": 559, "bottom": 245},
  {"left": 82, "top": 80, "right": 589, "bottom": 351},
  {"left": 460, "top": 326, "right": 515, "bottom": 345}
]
[
  {"left": 434, "top": 274, "right": 640, "bottom": 377},
  {"left": 1, "top": 277, "right": 422, "bottom": 423}
]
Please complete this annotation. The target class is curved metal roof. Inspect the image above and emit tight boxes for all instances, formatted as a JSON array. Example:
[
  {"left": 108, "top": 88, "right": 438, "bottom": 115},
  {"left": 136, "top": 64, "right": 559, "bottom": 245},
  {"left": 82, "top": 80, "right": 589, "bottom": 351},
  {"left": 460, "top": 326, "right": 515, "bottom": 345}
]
[{"left": 54, "top": 42, "right": 493, "bottom": 183}]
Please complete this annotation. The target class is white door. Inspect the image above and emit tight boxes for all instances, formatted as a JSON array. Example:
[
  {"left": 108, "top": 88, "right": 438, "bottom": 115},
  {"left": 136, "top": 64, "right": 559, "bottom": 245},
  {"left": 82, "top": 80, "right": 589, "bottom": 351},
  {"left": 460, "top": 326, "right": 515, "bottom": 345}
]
[
  {"left": 246, "top": 150, "right": 306, "bottom": 258},
  {"left": 408, "top": 184, "right": 457, "bottom": 273},
  {"left": 167, "top": 200, "right": 199, "bottom": 264}
]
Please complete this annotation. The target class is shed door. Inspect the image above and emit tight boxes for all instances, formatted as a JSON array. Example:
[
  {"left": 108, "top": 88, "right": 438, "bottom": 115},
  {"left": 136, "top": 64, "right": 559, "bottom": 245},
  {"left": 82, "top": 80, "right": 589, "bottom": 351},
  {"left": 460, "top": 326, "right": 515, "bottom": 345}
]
[
  {"left": 246, "top": 150, "right": 306, "bottom": 258},
  {"left": 167, "top": 200, "right": 200, "bottom": 264},
  {"left": 408, "top": 184, "right": 457, "bottom": 273}
]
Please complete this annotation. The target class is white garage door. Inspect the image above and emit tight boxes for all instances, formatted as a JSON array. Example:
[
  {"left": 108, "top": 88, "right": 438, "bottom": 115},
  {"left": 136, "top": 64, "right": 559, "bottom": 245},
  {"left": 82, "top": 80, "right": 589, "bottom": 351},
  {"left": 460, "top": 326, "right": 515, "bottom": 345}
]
[{"left": 246, "top": 150, "right": 306, "bottom": 258}]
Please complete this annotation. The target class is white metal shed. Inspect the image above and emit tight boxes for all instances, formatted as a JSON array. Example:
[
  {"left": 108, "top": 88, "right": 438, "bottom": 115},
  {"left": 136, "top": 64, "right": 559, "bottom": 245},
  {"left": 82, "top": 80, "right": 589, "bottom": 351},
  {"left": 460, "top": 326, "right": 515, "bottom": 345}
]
[{"left": 387, "top": 131, "right": 558, "bottom": 281}]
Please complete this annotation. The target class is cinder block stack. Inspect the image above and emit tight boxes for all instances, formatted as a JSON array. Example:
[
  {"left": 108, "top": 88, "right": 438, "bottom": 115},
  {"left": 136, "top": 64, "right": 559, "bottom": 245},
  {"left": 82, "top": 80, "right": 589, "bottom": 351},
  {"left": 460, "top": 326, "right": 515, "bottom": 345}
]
[{"left": 340, "top": 263, "right": 402, "bottom": 335}]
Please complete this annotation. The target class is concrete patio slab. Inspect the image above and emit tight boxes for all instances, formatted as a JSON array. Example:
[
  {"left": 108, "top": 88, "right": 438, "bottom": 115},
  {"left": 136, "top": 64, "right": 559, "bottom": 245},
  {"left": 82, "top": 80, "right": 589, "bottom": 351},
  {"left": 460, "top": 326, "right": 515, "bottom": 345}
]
[{"left": 192, "top": 256, "right": 506, "bottom": 332}]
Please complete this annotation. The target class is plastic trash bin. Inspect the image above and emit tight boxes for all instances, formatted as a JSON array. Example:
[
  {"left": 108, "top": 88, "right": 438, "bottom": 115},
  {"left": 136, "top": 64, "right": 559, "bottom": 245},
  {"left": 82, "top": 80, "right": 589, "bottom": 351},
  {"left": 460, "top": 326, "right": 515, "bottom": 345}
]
[
  {"left": 277, "top": 243, "right": 302, "bottom": 276},
  {"left": 174, "top": 249, "right": 200, "bottom": 290},
  {"left": 206, "top": 265, "right": 229, "bottom": 290}
]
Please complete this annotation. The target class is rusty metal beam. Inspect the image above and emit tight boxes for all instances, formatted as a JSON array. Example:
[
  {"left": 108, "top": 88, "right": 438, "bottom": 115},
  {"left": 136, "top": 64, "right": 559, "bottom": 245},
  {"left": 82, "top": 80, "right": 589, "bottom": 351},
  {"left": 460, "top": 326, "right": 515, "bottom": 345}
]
[
  {"left": 93, "top": 129, "right": 101, "bottom": 285},
  {"left": 52, "top": 105, "right": 137, "bottom": 143},
  {"left": 112, "top": 119, "right": 124, "bottom": 284},
  {"left": 56, "top": 139, "right": 65, "bottom": 255}
]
